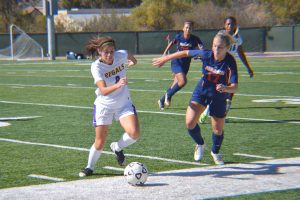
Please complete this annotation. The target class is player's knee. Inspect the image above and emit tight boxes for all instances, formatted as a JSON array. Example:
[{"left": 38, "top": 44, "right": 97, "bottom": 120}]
[
  {"left": 212, "top": 129, "right": 223, "bottom": 135},
  {"left": 128, "top": 128, "right": 140, "bottom": 140},
  {"left": 178, "top": 79, "right": 187, "bottom": 87},
  {"left": 94, "top": 140, "right": 105, "bottom": 150},
  {"left": 186, "top": 120, "right": 197, "bottom": 130}
]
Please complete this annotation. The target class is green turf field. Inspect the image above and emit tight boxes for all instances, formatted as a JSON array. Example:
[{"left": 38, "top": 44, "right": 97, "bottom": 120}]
[{"left": 0, "top": 56, "right": 299, "bottom": 198}]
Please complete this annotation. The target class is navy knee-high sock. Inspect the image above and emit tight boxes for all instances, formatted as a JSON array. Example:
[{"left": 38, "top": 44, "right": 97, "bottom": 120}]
[
  {"left": 211, "top": 132, "right": 224, "bottom": 154},
  {"left": 167, "top": 83, "right": 181, "bottom": 99},
  {"left": 187, "top": 124, "right": 204, "bottom": 145}
]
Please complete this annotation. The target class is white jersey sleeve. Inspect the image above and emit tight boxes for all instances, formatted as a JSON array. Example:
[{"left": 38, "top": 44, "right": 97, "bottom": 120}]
[
  {"left": 91, "top": 50, "right": 131, "bottom": 109},
  {"left": 229, "top": 34, "right": 243, "bottom": 54}
]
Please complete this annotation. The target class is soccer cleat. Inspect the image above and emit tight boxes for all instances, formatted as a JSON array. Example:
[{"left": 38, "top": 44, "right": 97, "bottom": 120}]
[
  {"left": 79, "top": 168, "right": 93, "bottom": 177},
  {"left": 158, "top": 99, "right": 164, "bottom": 111},
  {"left": 226, "top": 99, "right": 232, "bottom": 114},
  {"left": 110, "top": 142, "right": 126, "bottom": 166},
  {"left": 199, "top": 107, "right": 209, "bottom": 124},
  {"left": 194, "top": 144, "right": 205, "bottom": 161},
  {"left": 210, "top": 151, "right": 224, "bottom": 165},
  {"left": 164, "top": 93, "right": 171, "bottom": 107}
]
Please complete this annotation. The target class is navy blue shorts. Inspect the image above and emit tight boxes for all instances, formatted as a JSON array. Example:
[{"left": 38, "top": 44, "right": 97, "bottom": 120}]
[
  {"left": 171, "top": 58, "right": 191, "bottom": 74},
  {"left": 190, "top": 79, "right": 227, "bottom": 118}
]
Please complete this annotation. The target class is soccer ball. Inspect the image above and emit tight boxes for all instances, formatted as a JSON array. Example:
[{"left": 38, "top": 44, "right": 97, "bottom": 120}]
[{"left": 124, "top": 162, "right": 148, "bottom": 186}]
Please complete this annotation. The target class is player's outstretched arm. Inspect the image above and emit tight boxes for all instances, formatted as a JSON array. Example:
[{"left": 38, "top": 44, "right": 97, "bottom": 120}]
[{"left": 152, "top": 50, "right": 189, "bottom": 68}]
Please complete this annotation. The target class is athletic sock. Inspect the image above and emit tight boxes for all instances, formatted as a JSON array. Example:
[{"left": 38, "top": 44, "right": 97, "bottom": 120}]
[
  {"left": 187, "top": 124, "right": 204, "bottom": 145},
  {"left": 114, "top": 132, "right": 137, "bottom": 152},
  {"left": 167, "top": 83, "right": 181, "bottom": 98},
  {"left": 160, "top": 94, "right": 165, "bottom": 103},
  {"left": 211, "top": 132, "right": 224, "bottom": 154},
  {"left": 86, "top": 145, "right": 102, "bottom": 170},
  {"left": 203, "top": 105, "right": 210, "bottom": 115}
]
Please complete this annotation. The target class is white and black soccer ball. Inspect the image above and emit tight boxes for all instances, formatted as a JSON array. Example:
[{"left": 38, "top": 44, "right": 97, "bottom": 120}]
[{"left": 124, "top": 162, "right": 148, "bottom": 186}]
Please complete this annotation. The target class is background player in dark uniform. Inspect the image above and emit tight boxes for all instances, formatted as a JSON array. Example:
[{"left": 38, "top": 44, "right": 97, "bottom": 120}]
[
  {"left": 158, "top": 21, "right": 204, "bottom": 110},
  {"left": 153, "top": 32, "right": 238, "bottom": 165}
]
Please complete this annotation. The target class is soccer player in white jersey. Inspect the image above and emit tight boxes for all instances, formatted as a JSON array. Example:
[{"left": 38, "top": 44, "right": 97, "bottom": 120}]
[
  {"left": 199, "top": 16, "right": 254, "bottom": 123},
  {"left": 79, "top": 36, "right": 140, "bottom": 177}
]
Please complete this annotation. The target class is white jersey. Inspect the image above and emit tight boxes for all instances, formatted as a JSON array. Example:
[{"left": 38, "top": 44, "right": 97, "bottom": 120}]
[
  {"left": 91, "top": 50, "right": 131, "bottom": 109},
  {"left": 229, "top": 34, "right": 243, "bottom": 54}
]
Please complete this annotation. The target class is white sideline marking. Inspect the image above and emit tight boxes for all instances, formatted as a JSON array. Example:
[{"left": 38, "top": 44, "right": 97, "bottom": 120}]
[
  {"left": 0, "top": 138, "right": 206, "bottom": 166},
  {"left": 103, "top": 166, "right": 124, "bottom": 172},
  {"left": 234, "top": 153, "right": 273, "bottom": 159},
  {"left": 1, "top": 157, "right": 299, "bottom": 199},
  {"left": 0, "top": 122, "right": 10, "bottom": 127},
  {"left": 228, "top": 116, "right": 300, "bottom": 124},
  {"left": 294, "top": 148, "right": 300, "bottom": 150},
  {"left": 0, "top": 116, "right": 42, "bottom": 121},
  {"left": 28, "top": 174, "right": 64, "bottom": 182},
  {"left": 0, "top": 100, "right": 298, "bottom": 124}
]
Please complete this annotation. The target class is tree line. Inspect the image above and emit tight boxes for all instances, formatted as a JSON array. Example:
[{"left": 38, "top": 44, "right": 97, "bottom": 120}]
[{"left": 0, "top": 0, "right": 299, "bottom": 33}]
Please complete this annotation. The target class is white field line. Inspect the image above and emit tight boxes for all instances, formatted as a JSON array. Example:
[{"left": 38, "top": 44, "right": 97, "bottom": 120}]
[
  {"left": 0, "top": 83, "right": 298, "bottom": 98},
  {"left": 294, "top": 148, "right": 300, "bottom": 150},
  {"left": 233, "top": 153, "right": 273, "bottom": 159},
  {"left": 0, "top": 100, "right": 299, "bottom": 123},
  {"left": 0, "top": 137, "right": 206, "bottom": 166},
  {"left": 103, "top": 166, "right": 125, "bottom": 172},
  {"left": 0, "top": 116, "right": 42, "bottom": 121},
  {"left": 28, "top": 174, "right": 65, "bottom": 182},
  {"left": 0, "top": 122, "right": 10, "bottom": 127},
  {"left": 0, "top": 61, "right": 87, "bottom": 66}
]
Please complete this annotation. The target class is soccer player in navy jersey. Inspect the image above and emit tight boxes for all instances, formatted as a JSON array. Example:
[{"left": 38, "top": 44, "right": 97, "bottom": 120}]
[
  {"left": 153, "top": 32, "right": 238, "bottom": 165},
  {"left": 199, "top": 16, "right": 254, "bottom": 123},
  {"left": 158, "top": 21, "right": 204, "bottom": 110}
]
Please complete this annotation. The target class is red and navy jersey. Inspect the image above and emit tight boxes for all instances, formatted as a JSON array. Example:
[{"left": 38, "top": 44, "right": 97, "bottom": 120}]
[
  {"left": 173, "top": 33, "right": 203, "bottom": 51},
  {"left": 171, "top": 33, "right": 203, "bottom": 68},
  {"left": 188, "top": 49, "right": 238, "bottom": 86}
]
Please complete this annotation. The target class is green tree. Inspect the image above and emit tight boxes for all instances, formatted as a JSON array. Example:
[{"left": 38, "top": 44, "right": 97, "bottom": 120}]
[
  {"left": 0, "top": 0, "right": 18, "bottom": 32},
  {"left": 82, "top": 12, "right": 133, "bottom": 32},
  {"left": 61, "top": 0, "right": 81, "bottom": 9},
  {"left": 61, "top": 0, "right": 141, "bottom": 9},
  {"left": 130, "top": 0, "right": 190, "bottom": 30},
  {"left": 262, "top": 0, "right": 300, "bottom": 25}
]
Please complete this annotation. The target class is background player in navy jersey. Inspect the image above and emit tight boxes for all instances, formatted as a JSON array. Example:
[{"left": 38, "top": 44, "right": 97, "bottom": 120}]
[
  {"left": 158, "top": 21, "right": 204, "bottom": 110},
  {"left": 79, "top": 36, "right": 140, "bottom": 177},
  {"left": 153, "top": 32, "right": 238, "bottom": 165},
  {"left": 199, "top": 16, "right": 253, "bottom": 123}
]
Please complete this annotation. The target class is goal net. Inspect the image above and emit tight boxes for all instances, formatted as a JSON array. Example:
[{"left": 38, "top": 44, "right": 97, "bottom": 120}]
[{"left": 0, "top": 24, "right": 44, "bottom": 60}]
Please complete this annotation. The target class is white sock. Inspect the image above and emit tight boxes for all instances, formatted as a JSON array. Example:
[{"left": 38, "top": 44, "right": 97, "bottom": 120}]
[
  {"left": 114, "top": 132, "right": 137, "bottom": 152},
  {"left": 204, "top": 105, "right": 210, "bottom": 114},
  {"left": 86, "top": 145, "right": 102, "bottom": 170}
]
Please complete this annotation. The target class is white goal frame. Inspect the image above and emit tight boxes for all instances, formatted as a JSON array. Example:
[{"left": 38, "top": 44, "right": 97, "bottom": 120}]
[{"left": 9, "top": 24, "right": 44, "bottom": 60}]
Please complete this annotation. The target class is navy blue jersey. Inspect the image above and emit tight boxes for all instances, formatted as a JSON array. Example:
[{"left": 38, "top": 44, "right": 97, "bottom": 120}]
[
  {"left": 188, "top": 49, "right": 238, "bottom": 86},
  {"left": 170, "top": 33, "right": 203, "bottom": 74},
  {"left": 188, "top": 49, "right": 238, "bottom": 117}
]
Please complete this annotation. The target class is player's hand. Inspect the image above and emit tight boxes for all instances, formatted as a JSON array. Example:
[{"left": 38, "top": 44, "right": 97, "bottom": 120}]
[
  {"left": 127, "top": 60, "right": 135, "bottom": 67},
  {"left": 152, "top": 57, "right": 167, "bottom": 68},
  {"left": 248, "top": 69, "right": 254, "bottom": 78},
  {"left": 117, "top": 77, "right": 128, "bottom": 88},
  {"left": 216, "top": 84, "right": 226, "bottom": 93}
]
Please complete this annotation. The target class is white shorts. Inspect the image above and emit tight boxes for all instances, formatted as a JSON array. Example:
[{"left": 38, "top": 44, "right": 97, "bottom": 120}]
[{"left": 93, "top": 103, "right": 137, "bottom": 126}]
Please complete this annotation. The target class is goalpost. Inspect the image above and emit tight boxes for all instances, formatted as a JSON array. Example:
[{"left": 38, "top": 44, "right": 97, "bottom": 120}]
[{"left": 0, "top": 24, "right": 44, "bottom": 60}]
